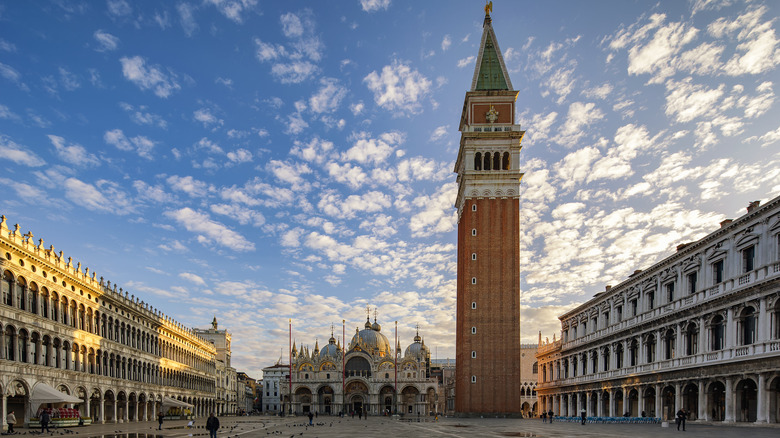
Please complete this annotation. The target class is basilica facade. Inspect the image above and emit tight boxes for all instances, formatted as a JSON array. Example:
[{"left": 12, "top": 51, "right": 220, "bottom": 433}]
[
  {"left": 536, "top": 196, "right": 780, "bottom": 424},
  {"left": 284, "top": 317, "right": 439, "bottom": 416},
  {"left": 0, "top": 215, "right": 234, "bottom": 427}
]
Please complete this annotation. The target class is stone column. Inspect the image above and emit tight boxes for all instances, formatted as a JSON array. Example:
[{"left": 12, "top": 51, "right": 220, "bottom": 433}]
[
  {"left": 637, "top": 386, "right": 645, "bottom": 417},
  {"left": 756, "top": 373, "right": 767, "bottom": 423},
  {"left": 724, "top": 377, "right": 734, "bottom": 422},
  {"left": 1, "top": 393, "right": 6, "bottom": 429},
  {"left": 608, "top": 389, "right": 615, "bottom": 417},
  {"left": 758, "top": 298, "right": 767, "bottom": 343},
  {"left": 726, "top": 307, "right": 735, "bottom": 351},
  {"left": 675, "top": 382, "right": 682, "bottom": 415},
  {"left": 697, "top": 380, "right": 706, "bottom": 421},
  {"left": 113, "top": 399, "right": 118, "bottom": 424},
  {"left": 85, "top": 397, "right": 91, "bottom": 418},
  {"left": 654, "top": 384, "right": 662, "bottom": 419},
  {"left": 99, "top": 398, "right": 104, "bottom": 424}
]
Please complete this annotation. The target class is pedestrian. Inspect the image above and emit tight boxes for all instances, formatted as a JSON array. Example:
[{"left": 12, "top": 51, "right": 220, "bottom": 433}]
[
  {"left": 541, "top": 411, "right": 546, "bottom": 423},
  {"left": 358, "top": 410, "right": 362, "bottom": 420},
  {"left": 157, "top": 411, "right": 164, "bottom": 430},
  {"left": 40, "top": 409, "right": 51, "bottom": 433},
  {"left": 351, "top": 410, "right": 355, "bottom": 419},
  {"left": 580, "top": 408, "right": 586, "bottom": 425},
  {"left": 548, "top": 410, "right": 554, "bottom": 423},
  {"left": 6, "top": 411, "right": 16, "bottom": 434},
  {"left": 315, "top": 411, "right": 318, "bottom": 419},
  {"left": 676, "top": 408, "right": 687, "bottom": 431},
  {"left": 206, "top": 412, "right": 220, "bottom": 438},
  {"left": 308, "top": 411, "right": 313, "bottom": 425}
]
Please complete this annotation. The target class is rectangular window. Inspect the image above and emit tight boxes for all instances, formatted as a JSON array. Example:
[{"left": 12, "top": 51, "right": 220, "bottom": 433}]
[
  {"left": 472, "top": 204, "right": 477, "bottom": 211},
  {"left": 471, "top": 375, "right": 476, "bottom": 383},
  {"left": 471, "top": 277, "right": 477, "bottom": 284},
  {"left": 713, "top": 260, "right": 724, "bottom": 284},
  {"left": 648, "top": 291, "right": 655, "bottom": 310},
  {"left": 591, "top": 317, "right": 597, "bottom": 332},
  {"left": 631, "top": 299, "right": 637, "bottom": 316},
  {"left": 471, "top": 229, "right": 477, "bottom": 236},
  {"left": 742, "top": 245, "right": 755, "bottom": 273},
  {"left": 687, "top": 272, "right": 697, "bottom": 295},
  {"left": 573, "top": 326, "right": 577, "bottom": 338},
  {"left": 666, "top": 282, "right": 675, "bottom": 302},
  {"left": 616, "top": 306, "right": 623, "bottom": 321},
  {"left": 471, "top": 253, "right": 477, "bottom": 260},
  {"left": 471, "top": 327, "right": 476, "bottom": 334},
  {"left": 471, "top": 351, "right": 476, "bottom": 358},
  {"left": 471, "top": 301, "right": 476, "bottom": 309},
  {"left": 603, "top": 312, "right": 609, "bottom": 328}
]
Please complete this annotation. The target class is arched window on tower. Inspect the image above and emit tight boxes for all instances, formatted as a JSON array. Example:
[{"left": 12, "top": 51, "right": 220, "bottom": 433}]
[
  {"left": 474, "top": 152, "right": 482, "bottom": 170},
  {"left": 502, "top": 152, "right": 510, "bottom": 170},
  {"left": 493, "top": 152, "right": 500, "bottom": 170},
  {"left": 483, "top": 152, "right": 491, "bottom": 170}
]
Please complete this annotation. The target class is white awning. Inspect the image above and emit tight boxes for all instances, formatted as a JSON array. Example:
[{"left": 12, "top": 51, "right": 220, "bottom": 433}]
[
  {"left": 31, "top": 383, "right": 83, "bottom": 405},
  {"left": 161, "top": 396, "right": 194, "bottom": 409}
]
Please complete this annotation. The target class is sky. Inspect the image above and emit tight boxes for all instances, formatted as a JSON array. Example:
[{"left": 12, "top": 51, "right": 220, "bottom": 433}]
[{"left": 1, "top": 0, "right": 779, "bottom": 379}]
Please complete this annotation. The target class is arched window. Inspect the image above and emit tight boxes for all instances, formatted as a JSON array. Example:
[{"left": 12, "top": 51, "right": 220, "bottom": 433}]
[
  {"left": 502, "top": 152, "right": 510, "bottom": 170},
  {"left": 739, "top": 307, "right": 756, "bottom": 345},
  {"left": 16, "top": 277, "right": 27, "bottom": 311},
  {"left": 532, "top": 361, "right": 538, "bottom": 374},
  {"left": 685, "top": 323, "right": 698, "bottom": 355},
  {"left": 492, "top": 152, "right": 500, "bottom": 170},
  {"left": 615, "top": 343, "right": 624, "bottom": 368},
  {"left": 710, "top": 315, "right": 725, "bottom": 351},
  {"left": 663, "top": 329, "right": 675, "bottom": 360},
  {"left": 474, "top": 152, "right": 482, "bottom": 170},
  {"left": 483, "top": 152, "right": 491, "bottom": 170},
  {"left": 29, "top": 282, "right": 38, "bottom": 314},
  {"left": 629, "top": 339, "right": 638, "bottom": 366},
  {"left": 4, "top": 326, "right": 16, "bottom": 360},
  {"left": 2, "top": 271, "right": 13, "bottom": 306},
  {"left": 645, "top": 334, "right": 656, "bottom": 363}
]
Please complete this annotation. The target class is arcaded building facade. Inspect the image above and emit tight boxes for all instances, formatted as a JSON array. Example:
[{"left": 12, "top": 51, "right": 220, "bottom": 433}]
[
  {"left": 454, "top": 8, "right": 525, "bottom": 416},
  {"left": 0, "top": 215, "right": 228, "bottom": 426},
  {"left": 536, "top": 197, "right": 780, "bottom": 423},
  {"left": 285, "top": 316, "right": 439, "bottom": 416}
]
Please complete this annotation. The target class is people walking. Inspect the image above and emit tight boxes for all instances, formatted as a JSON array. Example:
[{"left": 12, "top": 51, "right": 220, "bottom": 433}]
[
  {"left": 548, "top": 410, "right": 554, "bottom": 423},
  {"left": 157, "top": 412, "right": 164, "bottom": 430},
  {"left": 541, "top": 411, "right": 546, "bottom": 423},
  {"left": 6, "top": 411, "right": 16, "bottom": 434},
  {"left": 40, "top": 409, "right": 51, "bottom": 433},
  {"left": 676, "top": 408, "right": 687, "bottom": 431},
  {"left": 206, "top": 412, "right": 220, "bottom": 438},
  {"left": 308, "top": 411, "right": 313, "bottom": 425},
  {"left": 580, "top": 409, "right": 586, "bottom": 425}
]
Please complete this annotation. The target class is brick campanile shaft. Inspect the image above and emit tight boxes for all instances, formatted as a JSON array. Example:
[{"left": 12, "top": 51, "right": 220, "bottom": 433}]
[{"left": 454, "top": 7, "right": 525, "bottom": 416}]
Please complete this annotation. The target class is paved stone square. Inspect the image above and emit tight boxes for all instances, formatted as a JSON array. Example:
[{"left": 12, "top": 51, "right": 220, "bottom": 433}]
[{"left": 13, "top": 416, "right": 780, "bottom": 438}]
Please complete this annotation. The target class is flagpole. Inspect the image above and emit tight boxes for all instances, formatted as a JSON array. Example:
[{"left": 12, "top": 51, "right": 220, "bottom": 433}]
[
  {"left": 394, "top": 320, "right": 398, "bottom": 415},
  {"left": 342, "top": 319, "right": 346, "bottom": 415},
  {"left": 288, "top": 319, "right": 292, "bottom": 415}
]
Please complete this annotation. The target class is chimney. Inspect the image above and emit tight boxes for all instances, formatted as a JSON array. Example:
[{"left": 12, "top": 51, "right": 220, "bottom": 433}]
[
  {"left": 605, "top": 285, "right": 612, "bottom": 291},
  {"left": 720, "top": 219, "right": 733, "bottom": 228},
  {"left": 676, "top": 243, "right": 690, "bottom": 251},
  {"left": 746, "top": 200, "right": 760, "bottom": 213}
]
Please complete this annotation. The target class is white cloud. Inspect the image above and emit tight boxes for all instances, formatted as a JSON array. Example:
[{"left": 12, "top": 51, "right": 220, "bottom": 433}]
[
  {"left": 177, "top": 2, "right": 198, "bottom": 36},
  {"left": 317, "top": 190, "right": 391, "bottom": 219},
  {"left": 627, "top": 17, "right": 699, "bottom": 83},
  {"left": 165, "top": 207, "right": 255, "bottom": 252},
  {"left": 270, "top": 61, "right": 319, "bottom": 84},
  {"left": 179, "top": 272, "right": 207, "bottom": 286},
  {"left": 119, "top": 56, "right": 181, "bottom": 98},
  {"left": 167, "top": 175, "right": 211, "bottom": 197},
  {"left": 64, "top": 178, "right": 136, "bottom": 215},
  {"left": 226, "top": 148, "right": 253, "bottom": 164},
  {"left": 93, "top": 30, "right": 119, "bottom": 51},
  {"left": 343, "top": 131, "right": 404, "bottom": 164},
  {"left": 363, "top": 60, "right": 432, "bottom": 115},
  {"left": 119, "top": 102, "right": 167, "bottom": 128},
  {"left": 551, "top": 102, "right": 605, "bottom": 147},
  {"left": 325, "top": 162, "right": 367, "bottom": 189},
  {"left": 210, "top": 203, "right": 265, "bottom": 227},
  {"left": 360, "top": 0, "right": 390, "bottom": 13},
  {"left": 457, "top": 56, "right": 475, "bottom": 68},
  {"left": 581, "top": 83, "right": 613, "bottom": 99},
  {"left": 205, "top": 0, "right": 257, "bottom": 23},
  {"left": 350, "top": 102, "right": 365, "bottom": 116},
  {"left": 0, "top": 136, "right": 46, "bottom": 167},
  {"left": 103, "top": 129, "right": 156, "bottom": 159},
  {"left": 280, "top": 12, "right": 304, "bottom": 38},
  {"left": 268, "top": 159, "right": 312, "bottom": 187},
  {"left": 429, "top": 125, "right": 448, "bottom": 142},
  {"left": 194, "top": 108, "right": 224, "bottom": 127},
  {"left": 48, "top": 135, "right": 100, "bottom": 167},
  {"left": 409, "top": 183, "right": 457, "bottom": 237},
  {"left": 309, "top": 77, "right": 347, "bottom": 113},
  {"left": 106, "top": 0, "right": 131, "bottom": 18},
  {"left": 709, "top": 6, "right": 780, "bottom": 76},
  {"left": 441, "top": 35, "right": 451, "bottom": 51},
  {"left": 664, "top": 78, "right": 724, "bottom": 123},
  {"left": 290, "top": 137, "right": 334, "bottom": 164}
]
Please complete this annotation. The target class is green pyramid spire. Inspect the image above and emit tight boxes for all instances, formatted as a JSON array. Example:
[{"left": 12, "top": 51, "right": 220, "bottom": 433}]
[{"left": 471, "top": 8, "right": 512, "bottom": 91}]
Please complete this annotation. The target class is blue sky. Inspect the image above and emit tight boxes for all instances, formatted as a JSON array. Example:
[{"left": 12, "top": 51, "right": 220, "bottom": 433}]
[{"left": 1, "top": 0, "right": 779, "bottom": 378}]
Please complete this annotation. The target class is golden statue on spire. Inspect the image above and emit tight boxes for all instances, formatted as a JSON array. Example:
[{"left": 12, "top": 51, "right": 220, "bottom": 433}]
[{"left": 485, "top": 1, "right": 493, "bottom": 15}]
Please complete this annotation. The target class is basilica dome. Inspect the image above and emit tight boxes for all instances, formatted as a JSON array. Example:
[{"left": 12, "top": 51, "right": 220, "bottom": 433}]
[
  {"left": 349, "top": 317, "right": 391, "bottom": 357},
  {"left": 405, "top": 329, "right": 429, "bottom": 359},
  {"left": 320, "top": 335, "right": 340, "bottom": 358}
]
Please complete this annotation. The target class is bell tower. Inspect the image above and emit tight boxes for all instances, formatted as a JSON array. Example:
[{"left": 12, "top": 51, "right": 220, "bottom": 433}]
[{"left": 454, "top": 5, "right": 524, "bottom": 416}]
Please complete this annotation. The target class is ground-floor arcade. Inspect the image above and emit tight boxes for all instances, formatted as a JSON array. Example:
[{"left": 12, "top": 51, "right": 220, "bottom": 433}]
[
  {"left": 287, "top": 380, "right": 438, "bottom": 416},
  {"left": 538, "top": 370, "right": 780, "bottom": 423}
]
